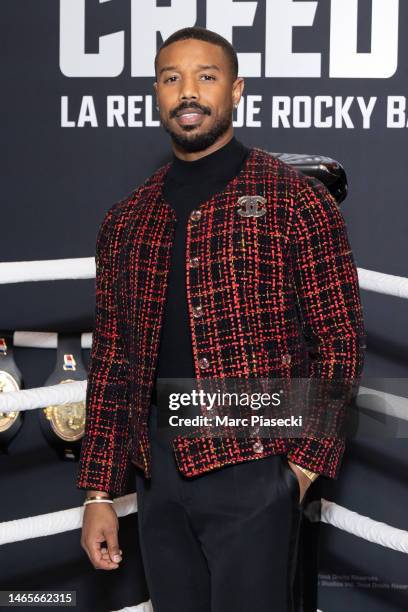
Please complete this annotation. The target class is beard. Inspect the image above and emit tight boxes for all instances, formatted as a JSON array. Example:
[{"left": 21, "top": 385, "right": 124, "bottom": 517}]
[{"left": 160, "top": 106, "right": 233, "bottom": 153}]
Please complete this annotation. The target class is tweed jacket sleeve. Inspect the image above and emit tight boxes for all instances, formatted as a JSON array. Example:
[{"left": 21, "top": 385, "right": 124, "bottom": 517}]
[
  {"left": 286, "top": 180, "right": 366, "bottom": 479},
  {"left": 75, "top": 205, "right": 132, "bottom": 497}
]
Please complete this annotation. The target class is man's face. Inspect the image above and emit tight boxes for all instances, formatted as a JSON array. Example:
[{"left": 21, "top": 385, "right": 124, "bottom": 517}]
[{"left": 154, "top": 39, "right": 243, "bottom": 153}]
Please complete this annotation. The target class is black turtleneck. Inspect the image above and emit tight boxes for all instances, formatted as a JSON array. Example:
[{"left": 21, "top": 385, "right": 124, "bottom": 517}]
[{"left": 153, "top": 136, "right": 250, "bottom": 393}]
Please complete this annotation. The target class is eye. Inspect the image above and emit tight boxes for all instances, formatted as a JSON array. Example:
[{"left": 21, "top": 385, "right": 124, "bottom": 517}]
[
  {"left": 164, "top": 75, "right": 178, "bottom": 83},
  {"left": 201, "top": 74, "right": 216, "bottom": 80}
]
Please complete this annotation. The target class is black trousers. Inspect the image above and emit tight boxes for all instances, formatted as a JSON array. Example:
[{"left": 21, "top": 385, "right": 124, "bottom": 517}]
[{"left": 135, "top": 404, "right": 305, "bottom": 612}]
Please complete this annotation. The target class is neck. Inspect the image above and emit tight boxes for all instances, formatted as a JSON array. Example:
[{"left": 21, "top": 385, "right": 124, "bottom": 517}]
[
  {"left": 171, "top": 128, "right": 234, "bottom": 162},
  {"left": 166, "top": 135, "right": 248, "bottom": 185}
]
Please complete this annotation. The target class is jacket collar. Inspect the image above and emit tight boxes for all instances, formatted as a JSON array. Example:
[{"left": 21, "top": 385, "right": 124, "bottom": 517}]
[{"left": 143, "top": 146, "right": 273, "bottom": 217}]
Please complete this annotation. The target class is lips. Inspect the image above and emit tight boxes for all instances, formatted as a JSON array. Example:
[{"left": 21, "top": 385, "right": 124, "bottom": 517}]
[{"left": 175, "top": 108, "right": 205, "bottom": 125}]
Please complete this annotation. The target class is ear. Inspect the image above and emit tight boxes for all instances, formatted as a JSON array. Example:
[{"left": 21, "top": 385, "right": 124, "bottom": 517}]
[
  {"left": 232, "top": 77, "right": 245, "bottom": 107},
  {"left": 153, "top": 81, "right": 159, "bottom": 107}
]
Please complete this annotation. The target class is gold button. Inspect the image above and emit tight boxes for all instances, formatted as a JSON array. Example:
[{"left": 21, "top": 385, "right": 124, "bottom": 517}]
[
  {"left": 252, "top": 441, "right": 264, "bottom": 454},
  {"left": 198, "top": 357, "right": 209, "bottom": 369},
  {"left": 189, "top": 257, "right": 199, "bottom": 268},
  {"left": 282, "top": 353, "right": 291, "bottom": 365},
  {"left": 192, "top": 305, "right": 203, "bottom": 318},
  {"left": 190, "top": 209, "right": 202, "bottom": 221}
]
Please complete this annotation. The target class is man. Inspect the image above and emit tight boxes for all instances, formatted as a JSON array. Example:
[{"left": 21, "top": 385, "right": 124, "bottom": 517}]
[{"left": 77, "top": 27, "right": 366, "bottom": 612}]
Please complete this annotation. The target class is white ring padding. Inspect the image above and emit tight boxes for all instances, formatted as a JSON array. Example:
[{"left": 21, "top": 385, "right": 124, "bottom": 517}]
[
  {"left": 1, "top": 380, "right": 407, "bottom": 427},
  {"left": 0, "top": 493, "right": 137, "bottom": 546},
  {"left": 321, "top": 498, "right": 408, "bottom": 554},
  {"left": 0, "top": 380, "right": 86, "bottom": 413},
  {"left": 0, "top": 257, "right": 95, "bottom": 284},
  {"left": 13, "top": 331, "right": 92, "bottom": 350},
  {"left": 1, "top": 494, "right": 407, "bottom": 556},
  {"left": 111, "top": 603, "right": 152, "bottom": 612},
  {"left": 358, "top": 386, "right": 408, "bottom": 422},
  {"left": 0, "top": 380, "right": 407, "bottom": 426},
  {"left": 358, "top": 267, "right": 408, "bottom": 299},
  {"left": 0, "top": 256, "right": 408, "bottom": 300}
]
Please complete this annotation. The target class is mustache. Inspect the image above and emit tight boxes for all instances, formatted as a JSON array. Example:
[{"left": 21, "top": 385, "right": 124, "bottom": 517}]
[{"left": 170, "top": 102, "right": 211, "bottom": 118}]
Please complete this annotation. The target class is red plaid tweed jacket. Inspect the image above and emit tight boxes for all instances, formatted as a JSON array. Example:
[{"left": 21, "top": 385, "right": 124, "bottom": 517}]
[{"left": 76, "top": 146, "right": 366, "bottom": 496}]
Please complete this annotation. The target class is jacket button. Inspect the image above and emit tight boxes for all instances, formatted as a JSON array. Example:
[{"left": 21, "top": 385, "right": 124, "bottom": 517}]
[
  {"left": 282, "top": 353, "right": 291, "bottom": 365},
  {"left": 189, "top": 257, "right": 199, "bottom": 268},
  {"left": 192, "top": 305, "right": 203, "bottom": 318},
  {"left": 252, "top": 441, "right": 264, "bottom": 454},
  {"left": 198, "top": 357, "right": 210, "bottom": 370},
  {"left": 190, "top": 209, "right": 202, "bottom": 221}
]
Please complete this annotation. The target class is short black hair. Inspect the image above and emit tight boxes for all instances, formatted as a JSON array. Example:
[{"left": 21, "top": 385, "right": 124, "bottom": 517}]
[{"left": 155, "top": 26, "right": 238, "bottom": 82}]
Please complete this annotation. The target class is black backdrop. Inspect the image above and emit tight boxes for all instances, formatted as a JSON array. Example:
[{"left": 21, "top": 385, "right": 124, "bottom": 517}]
[{"left": 1, "top": 2, "right": 407, "bottom": 611}]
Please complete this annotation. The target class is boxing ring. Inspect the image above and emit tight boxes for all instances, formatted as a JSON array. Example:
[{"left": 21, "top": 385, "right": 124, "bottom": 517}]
[{"left": 0, "top": 257, "right": 407, "bottom": 612}]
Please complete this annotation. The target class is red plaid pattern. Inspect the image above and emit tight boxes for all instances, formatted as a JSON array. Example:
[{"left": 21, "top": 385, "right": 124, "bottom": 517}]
[{"left": 76, "top": 147, "right": 366, "bottom": 496}]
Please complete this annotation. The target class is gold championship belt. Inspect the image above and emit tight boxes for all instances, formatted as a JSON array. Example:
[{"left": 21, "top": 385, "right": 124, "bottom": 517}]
[
  {"left": 39, "top": 333, "right": 87, "bottom": 460},
  {"left": 0, "top": 333, "right": 24, "bottom": 451},
  {"left": 43, "top": 378, "right": 85, "bottom": 442}
]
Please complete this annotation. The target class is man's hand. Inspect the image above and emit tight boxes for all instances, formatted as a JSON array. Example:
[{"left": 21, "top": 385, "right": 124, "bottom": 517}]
[
  {"left": 81, "top": 503, "right": 123, "bottom": 570},
  {"left": 287, "top": 460, "right": 313, "bottom": 504}
]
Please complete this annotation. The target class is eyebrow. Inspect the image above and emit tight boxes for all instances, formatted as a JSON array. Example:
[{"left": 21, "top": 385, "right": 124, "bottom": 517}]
[{"left": 159, "top": 64, "right": 221, "bottom": 76}]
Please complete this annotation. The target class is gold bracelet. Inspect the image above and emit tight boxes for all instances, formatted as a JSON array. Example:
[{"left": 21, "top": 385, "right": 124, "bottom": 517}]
[
  {"left": 85, "top": 493, "right": 112, "bottom": 501},
  {"left": 83, "top": 498, "right": 114, "bottom": 506},
  {"left": 294, "top": 465, "right": 319, "bottom": 482}
]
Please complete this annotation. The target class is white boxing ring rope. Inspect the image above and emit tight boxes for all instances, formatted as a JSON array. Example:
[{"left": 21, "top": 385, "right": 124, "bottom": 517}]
[
  {"left": 0, "top": 257, "right": 95, "bottom": 284},
  {"left": 1, "top": 490, "right": 408, "bottom": 553},
  {"left": 0, "top": 380, "right": 87, "bottom": 413},
  {"left": 1, "top": 379, "right": 408, "bottom": 422},
  {"left": 0, "top": 494, "right": 138, "bottom": 546},
  {"left": 1, "top": 256, "right": 408, "bottom": 300},
  {"left": 1, "top": 256, "right": 408, "bottom": 612},
  {"left": 111, "top": 604, "right": 152, "bottom": 612},
  {"left": 12, "top": 331, "right": 93, "bottom": 350},
  {"left": 111, "top": 605, "right": 152, "bottom": 612}
]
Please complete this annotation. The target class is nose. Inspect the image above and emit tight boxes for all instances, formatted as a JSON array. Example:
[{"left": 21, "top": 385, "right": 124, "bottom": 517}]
[{"left": 179, "top": 74, "right": 199, "bottom": 103}]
